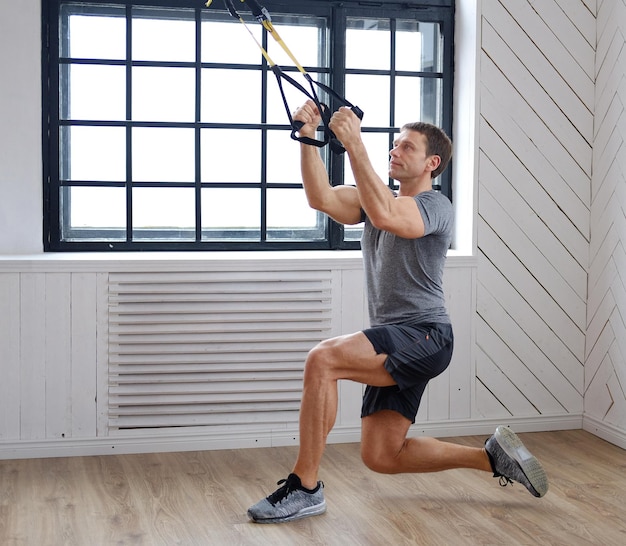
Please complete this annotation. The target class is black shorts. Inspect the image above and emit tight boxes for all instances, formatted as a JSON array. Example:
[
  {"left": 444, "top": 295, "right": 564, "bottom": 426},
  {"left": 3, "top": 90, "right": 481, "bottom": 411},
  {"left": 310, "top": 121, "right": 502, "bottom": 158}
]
[{"left": 361, "top": 322, "right": 454, "bottom": 423}]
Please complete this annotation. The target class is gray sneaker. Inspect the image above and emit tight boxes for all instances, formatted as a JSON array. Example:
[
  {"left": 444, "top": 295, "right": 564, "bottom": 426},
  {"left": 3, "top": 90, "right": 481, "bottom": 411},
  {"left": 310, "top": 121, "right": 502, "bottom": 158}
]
[
  {"left": 248, "top": 473, "right": 326, "bottom": 524},
  {"left": 485, "top": 426, "right": 549, "bottom": 498}
]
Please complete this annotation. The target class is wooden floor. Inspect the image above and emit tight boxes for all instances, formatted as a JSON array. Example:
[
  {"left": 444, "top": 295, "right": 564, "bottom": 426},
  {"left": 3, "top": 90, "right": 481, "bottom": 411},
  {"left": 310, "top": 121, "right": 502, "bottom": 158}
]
[{"left": 1, "top": 429, "right": 625, "bottom": 545}]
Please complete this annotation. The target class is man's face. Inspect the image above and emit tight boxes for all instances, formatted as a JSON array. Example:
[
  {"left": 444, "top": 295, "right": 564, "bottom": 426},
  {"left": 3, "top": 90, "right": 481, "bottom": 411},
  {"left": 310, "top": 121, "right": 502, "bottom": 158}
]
[{"left": 388, "top": 130, "right": 432, "bottom": 181}]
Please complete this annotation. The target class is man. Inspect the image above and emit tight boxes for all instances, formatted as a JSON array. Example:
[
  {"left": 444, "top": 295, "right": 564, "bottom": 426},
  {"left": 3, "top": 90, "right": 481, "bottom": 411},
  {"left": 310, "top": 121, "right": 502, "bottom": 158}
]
[{"left": 247, "top": 100, "right": 548, "bottom": 524}]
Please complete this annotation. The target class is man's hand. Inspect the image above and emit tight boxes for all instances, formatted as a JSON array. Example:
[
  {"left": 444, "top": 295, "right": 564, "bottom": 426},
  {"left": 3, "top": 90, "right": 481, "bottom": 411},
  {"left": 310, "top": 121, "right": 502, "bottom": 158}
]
[
  {"left": 328, "top": 106, "right": 362, "bottom": 150},
  {"left": 293, "top": 100, "right": 322, "bottom": 139}
]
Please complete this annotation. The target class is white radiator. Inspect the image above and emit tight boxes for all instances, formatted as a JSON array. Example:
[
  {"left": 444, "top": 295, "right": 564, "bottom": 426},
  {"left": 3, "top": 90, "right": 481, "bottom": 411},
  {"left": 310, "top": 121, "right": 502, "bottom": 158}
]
[{"left": 108, "top": 270, "right": 333, "bottom": 432}]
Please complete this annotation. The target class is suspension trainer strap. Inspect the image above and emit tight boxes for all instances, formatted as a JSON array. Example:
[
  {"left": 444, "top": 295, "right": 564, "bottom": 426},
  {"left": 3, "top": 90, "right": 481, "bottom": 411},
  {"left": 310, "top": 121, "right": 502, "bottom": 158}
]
[
  {"left": 270, "top": 66, "right": 332, "bottom": 148},
  {"left": 208, "top": 0, "right": 363, "bottom": 154}
]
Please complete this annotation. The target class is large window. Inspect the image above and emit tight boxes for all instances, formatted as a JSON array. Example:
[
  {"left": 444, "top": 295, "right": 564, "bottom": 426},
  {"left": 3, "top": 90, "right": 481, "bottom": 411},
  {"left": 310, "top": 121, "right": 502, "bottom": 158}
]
[{"left": 42, "top": 0, "right": 454, "bottom": 251}]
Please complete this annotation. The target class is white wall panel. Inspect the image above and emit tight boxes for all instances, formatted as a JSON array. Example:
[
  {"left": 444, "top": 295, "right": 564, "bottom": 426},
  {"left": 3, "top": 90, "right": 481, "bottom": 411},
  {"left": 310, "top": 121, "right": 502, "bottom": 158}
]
[
  {"left": 476, "top": 344, "right": 540, "bottom": 417},
  {"left": 44, "top": 273, "right": 72, "bottom": 439},
  {"left": 337, "top": 267, "right": 368, "bottom": 430},
  {"left": 443, "top": 264, "right": 475, "bottom": 420},
  {"left": 587, "top": 0, "right": 626, "bottom": 446},
  {"left": 538, "top": 0, "right": 595, "bottom": 72},
  {"left": 422, "top": 264, "right": 475, "bottom": 423},
  {"left": 498, "top": 0, "right": 595, "bottom": 110},
  {"left": 480, "top": 35, "right": 590, "bottom": 224},
  {"left": 19, "top": 274, "right": 47, "bottom": 440},
  {"left": 477, "top": 0, "right": 592, "bottom": 428},
  {"left": 0, "top": 258, "right": 479, "bottom": 458},
  {"left": 70, "top": 273, "right": 99, "bottom": 438},
  {"left": 0, "top": 274, "right": 21, "bottom": 440}
]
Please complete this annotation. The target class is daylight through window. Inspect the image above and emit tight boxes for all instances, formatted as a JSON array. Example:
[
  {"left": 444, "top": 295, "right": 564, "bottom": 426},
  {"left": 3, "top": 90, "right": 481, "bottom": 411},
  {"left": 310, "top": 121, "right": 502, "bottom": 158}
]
[{"left": 42, "top": 0, "right": 454, "bottom": 251}]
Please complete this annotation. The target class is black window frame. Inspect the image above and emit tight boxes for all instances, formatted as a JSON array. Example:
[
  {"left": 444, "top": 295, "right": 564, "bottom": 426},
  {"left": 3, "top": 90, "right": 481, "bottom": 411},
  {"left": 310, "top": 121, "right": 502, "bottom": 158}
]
[{"left": 42, "top": 0, "right": 455, "bottom": 252}]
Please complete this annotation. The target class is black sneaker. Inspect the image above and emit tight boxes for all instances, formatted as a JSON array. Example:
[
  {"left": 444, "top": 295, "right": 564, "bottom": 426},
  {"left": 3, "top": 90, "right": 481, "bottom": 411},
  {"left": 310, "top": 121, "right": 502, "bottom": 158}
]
[
  {"left": 247, "top": 473, "right": 326, "bottom": 524},
  {"left": 485, "top": 426, "right": 549, "bottom": 497}
]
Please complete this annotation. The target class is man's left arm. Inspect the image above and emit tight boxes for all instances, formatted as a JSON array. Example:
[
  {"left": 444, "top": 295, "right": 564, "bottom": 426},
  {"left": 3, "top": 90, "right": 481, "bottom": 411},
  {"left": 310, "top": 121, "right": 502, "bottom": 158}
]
[{"left": 328, "top": 108, "right": 425, "bottom": 238}]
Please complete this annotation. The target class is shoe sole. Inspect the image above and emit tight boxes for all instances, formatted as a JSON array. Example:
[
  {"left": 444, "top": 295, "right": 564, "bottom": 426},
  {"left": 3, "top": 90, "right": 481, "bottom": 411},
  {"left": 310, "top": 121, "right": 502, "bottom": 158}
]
[
  {"left": 249, "top": 500, "right": 327, "bottom": 524},
  {"left": 494, "top": 426, "right": 548, "bottom": 497}
]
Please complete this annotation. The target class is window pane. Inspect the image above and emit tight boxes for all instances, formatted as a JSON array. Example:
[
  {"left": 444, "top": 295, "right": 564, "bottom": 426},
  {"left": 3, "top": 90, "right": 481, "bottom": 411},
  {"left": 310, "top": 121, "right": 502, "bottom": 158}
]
[
  {"left": 397, "top": 21, "right": 442, "bottom": 72},
  {"left": 395, "top": 76, "right": 422, "bottom": 126},
  {"left": 344, "top": 224, "right": 364, "bottom": 242},
  {"left": 201, "top": 129, "right": 261, "bottom": 183},
  {"left": 66, "top": 186, "right": 126, "bottom": 233},
  {"left": 62, "top": 126, "right": 126, "bottom": 181},
  {"left": 396, "top": 21, "right": 422, "bottom": 72},
  {"left": 65, "top": 65, "right": 126, "bottom": 121},
  {"left": 132, "top": 67, "right": 195, "bottom": 122},
  {"left": 63, "top": 12, "right": 126, "bottom": 59},
  {"left": 266, "top": 17, "right": 327, "bottom": 68},
  {"left": 132, "top": 127, "right": 195, "bottom": 182},
  {"left": 346, "top": 18, "right": 390, "bottom": 70},
  {"left": 345, "top": 74, "right": 390, "bottom": 127},
  {"left": 396, "top": 77, "right": 442, "bottom": 127},
  {"left": 266, "top": 188, "right": 323, "bottom": 240},
  {"left": 344, "top": 133, "right": 390, "bottom": 186},
  {"left": 133, "top": 187, "right": 195, "bottom": 240},
  {"left": 266, "top": 72, "right": 327, "bottom": 125},
  {"left": 132, "top": 9, "right": 195, "bottom": 62},
  {"left": 201, "top": 69, "right": 261, "bottom": 123},
  {"left": 202, "top": 188, "right": 260, "bottom": 240},
  {"left": 267, "top": 131, "right": 300, "bottom": 184},
  {"left": 201, "top": 20, "right": 263, "bottom": 64}
]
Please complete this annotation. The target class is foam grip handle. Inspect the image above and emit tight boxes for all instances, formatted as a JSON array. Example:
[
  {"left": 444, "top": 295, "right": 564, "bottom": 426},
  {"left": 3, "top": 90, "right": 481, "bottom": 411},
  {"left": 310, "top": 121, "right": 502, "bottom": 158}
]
[
  {"left": 328, "top": 106, "right": 362, "bottom": 154},
  {"left": 351, "top": 106, "right": 364, "bottom": 120},
  {"left": 329, "top": 138, "right": 347, "bottom": 155},
  {"left": 290, "top": 121, "right": 328, "bottom": 148}
]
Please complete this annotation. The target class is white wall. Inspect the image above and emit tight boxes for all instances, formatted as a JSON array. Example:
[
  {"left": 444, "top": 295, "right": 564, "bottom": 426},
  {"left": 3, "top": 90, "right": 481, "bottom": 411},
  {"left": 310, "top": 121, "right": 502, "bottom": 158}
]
[
  {"left": 585, "top": 0, "right": 626, "bottom": 446},
  {"left": 476, "top": 0, "right": 624, "bottom": 449},
  {"left": 476, "top": 0, "right": 591, "bottom": 423},
  {"left": 2, "top": 0, "right": 625, "bottom": 458},
  {"left": 0, "top": 0, "right": 43, "bottom": 254},
  {"left": 0, "top": 255, "right": 481, "bottom": 459}
]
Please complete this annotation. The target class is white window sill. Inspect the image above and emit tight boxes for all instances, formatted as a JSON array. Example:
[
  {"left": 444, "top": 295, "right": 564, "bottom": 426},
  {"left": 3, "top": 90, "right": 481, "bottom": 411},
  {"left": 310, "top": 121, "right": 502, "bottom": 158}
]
[{"left": 0, "top": 249, "right": 476, "bottom": 273}]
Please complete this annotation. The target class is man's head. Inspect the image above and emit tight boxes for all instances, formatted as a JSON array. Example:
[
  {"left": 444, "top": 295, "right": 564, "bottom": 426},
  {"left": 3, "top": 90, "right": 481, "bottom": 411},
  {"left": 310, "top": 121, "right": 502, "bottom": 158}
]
[{"left": 400, "top": 122, "right": 452, "bottom": 179}]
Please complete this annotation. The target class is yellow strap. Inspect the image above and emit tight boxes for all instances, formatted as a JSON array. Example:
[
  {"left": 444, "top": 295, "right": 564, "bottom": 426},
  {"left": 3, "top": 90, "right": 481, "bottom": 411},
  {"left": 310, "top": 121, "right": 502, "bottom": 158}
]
[
  {"left": 239, "top": 16, "right": 276, "bottom": 67},
  {"left": 262, "top": 20, "right": 307, "bottom": 75},
  {"left": 206, "top": 0, "right": 304, "bottom": 74}
]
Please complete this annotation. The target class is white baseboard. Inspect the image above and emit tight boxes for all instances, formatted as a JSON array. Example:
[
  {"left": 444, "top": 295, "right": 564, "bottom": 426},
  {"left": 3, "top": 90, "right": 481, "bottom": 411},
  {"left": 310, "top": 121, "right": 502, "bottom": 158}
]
[
  {"left": 408, "top": 414, "right": 583, "bottom": 437},
  {"left": 583, "top": 415, "right": 626, "bottom": 450},
  {"left": 0, "top": 414, "right": 586, "bottom": 460}
]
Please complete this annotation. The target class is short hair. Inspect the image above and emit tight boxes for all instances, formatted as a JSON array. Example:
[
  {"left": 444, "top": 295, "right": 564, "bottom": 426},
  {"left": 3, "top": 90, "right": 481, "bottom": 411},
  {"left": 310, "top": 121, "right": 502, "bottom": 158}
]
[{"left": 401, "top": 122, "right": 452, "bottom": 179}]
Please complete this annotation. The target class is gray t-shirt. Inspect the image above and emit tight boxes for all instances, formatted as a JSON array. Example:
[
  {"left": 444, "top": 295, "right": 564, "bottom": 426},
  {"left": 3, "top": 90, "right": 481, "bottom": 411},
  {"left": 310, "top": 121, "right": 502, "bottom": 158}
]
[{"left": 361, "top": 190, "right": 453, "bottom": 327}]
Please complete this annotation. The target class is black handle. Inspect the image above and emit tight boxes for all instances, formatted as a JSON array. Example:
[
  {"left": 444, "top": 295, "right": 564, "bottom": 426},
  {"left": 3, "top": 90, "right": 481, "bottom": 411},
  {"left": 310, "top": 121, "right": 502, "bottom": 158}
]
[{"left": 328, "top": 105, "right": 364, "bottom": 155}]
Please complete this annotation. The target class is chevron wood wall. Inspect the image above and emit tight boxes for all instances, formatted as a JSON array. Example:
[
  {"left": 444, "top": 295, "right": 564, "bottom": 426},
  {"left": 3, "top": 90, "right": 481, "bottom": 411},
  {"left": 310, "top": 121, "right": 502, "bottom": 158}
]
[
  {"left": 476, "top": 0, "right": 594, "bottom": 420},
  {"left": 587, "top": 0, "right": 626, "bottom": 435}
]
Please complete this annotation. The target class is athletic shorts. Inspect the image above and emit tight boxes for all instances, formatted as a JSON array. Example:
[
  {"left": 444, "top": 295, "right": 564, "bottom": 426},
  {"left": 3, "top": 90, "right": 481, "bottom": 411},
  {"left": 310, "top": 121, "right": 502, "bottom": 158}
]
[{"left": 361, "top": 322, "right": 454, "bottom": 423}]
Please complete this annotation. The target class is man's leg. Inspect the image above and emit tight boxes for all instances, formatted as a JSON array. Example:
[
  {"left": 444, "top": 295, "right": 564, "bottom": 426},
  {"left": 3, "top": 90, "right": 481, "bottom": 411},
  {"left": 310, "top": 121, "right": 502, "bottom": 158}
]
[
  {"left": 247, "top": 328, "right": 548, "bottom": 523},
  {"left": 361, "top": 409, "right": 492, "bottom": 474},
  {"left": 361, "top": 410, "right": 549, "bottom": 497},
  {"left": 292, "top": 332, "right": 396, "bottom": 488},
  {"left": 247, "top": 331, "right": 395, "bottom": 523}
]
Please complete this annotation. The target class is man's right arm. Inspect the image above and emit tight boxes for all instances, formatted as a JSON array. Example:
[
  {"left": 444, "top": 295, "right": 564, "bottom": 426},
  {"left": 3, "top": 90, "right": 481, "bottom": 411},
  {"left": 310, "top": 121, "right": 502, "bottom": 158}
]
[{"left": 295, "top": 101, "right": 363, "bottom": 225}]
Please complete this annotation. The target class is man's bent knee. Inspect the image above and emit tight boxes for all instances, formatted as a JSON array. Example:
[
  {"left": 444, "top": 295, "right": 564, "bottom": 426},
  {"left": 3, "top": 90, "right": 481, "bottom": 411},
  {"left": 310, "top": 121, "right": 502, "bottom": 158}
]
[
  {"left": 361, "top": 441, "right": 406, "bottom": 474},
  {"left": 361, "top": 428, "right": 409, "bottom": 474},
  {"left": 360, "top": 411, "right": 413, "bottom": 474},
  {"left": 304, "top": 340, "right": 339, "bottom": 379}
]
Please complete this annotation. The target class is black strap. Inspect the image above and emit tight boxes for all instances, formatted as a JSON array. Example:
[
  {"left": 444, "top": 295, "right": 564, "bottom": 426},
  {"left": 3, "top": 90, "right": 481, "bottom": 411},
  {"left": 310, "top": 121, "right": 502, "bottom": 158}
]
[
  {"left": 271, "top": 66, "right": 364, "bottom": 154},
  {"left": 220, "top": 0, "right": 364, "bottom": 154},
  {"left": 241, "top": 0, "right": 271, "bottom": 23}
]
